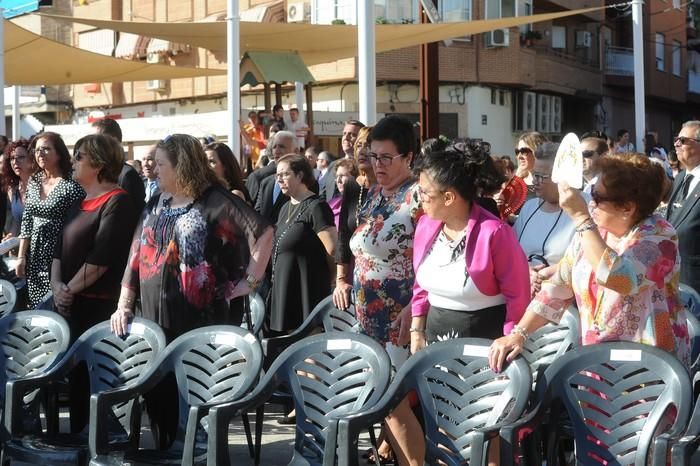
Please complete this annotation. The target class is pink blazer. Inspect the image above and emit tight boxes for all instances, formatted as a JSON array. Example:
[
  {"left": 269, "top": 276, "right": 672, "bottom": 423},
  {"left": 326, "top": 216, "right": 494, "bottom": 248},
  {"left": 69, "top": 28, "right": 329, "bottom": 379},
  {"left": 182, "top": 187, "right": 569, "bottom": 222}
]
[{"left": 411, "top": 204, "right": 530, "bottom": 335}]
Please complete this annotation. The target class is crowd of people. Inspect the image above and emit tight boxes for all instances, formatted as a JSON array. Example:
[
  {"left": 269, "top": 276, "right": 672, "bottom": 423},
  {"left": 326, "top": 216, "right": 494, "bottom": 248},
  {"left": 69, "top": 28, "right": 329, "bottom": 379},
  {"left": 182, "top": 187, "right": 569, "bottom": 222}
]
[{"left": 1, "top": 113, "right": 699, "bottom": 464}]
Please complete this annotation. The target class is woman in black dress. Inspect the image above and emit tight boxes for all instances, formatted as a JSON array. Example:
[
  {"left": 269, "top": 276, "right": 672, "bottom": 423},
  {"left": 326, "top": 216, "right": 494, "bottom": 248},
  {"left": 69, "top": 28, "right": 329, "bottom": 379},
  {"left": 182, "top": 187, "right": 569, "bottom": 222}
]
[
  {"left": 16, "top": 132, "right": 85, "bottom": 308},
  {"left": 269, "top": 154, "right": 337, "bottom": 333},
  {"left": 51, "top": 134, "right": 137, "bottom": 432},
  {"left": 110, "top": 134, "right": 273, "bottom": 448}
]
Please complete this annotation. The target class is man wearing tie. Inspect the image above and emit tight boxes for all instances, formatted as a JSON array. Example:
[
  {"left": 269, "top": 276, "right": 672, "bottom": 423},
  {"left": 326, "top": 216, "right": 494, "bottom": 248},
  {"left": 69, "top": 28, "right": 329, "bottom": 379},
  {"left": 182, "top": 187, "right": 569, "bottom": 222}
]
[
  {"left": 142, "top": 145, "right": 159, "bottom": 203},
  {"left": 667, "top": 120, "right": 700, "bottom": 293}
]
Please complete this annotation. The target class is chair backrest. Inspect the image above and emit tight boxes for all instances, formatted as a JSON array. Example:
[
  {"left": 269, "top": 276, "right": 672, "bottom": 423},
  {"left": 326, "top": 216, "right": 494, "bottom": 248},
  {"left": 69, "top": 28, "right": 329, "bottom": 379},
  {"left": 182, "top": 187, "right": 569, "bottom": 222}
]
[
  {"left": 314, "top": 294, "right": 361, "bottom": 333},
  {"left": 540, "top": 342, "right": 692, "bottom": 466},
  {"left": 680, "top": 283, "right": 700, "bottom": 319},
  {"left": 0, "top": 279, "right": 17, "bottom": 318},
  {"left": 157, "top": 326, "right": 263, "bottom": 436},
  {"left": 240, "top": 292, "right": 265, "bottom": 337},
  {"left": 392, "top": 338, "right": 531, "bottom": 465},
  {"left": 266, "top": 331, "right": 391, "bottom": 463},
  {"left": 521, "top": 305, "right": 580, "bottom": 379},
  {"left": 0, "top": 311, "right": 71, "bottom": 402},
  {"left": 684, "top": 310, "right": 700, "bottom": 373}
]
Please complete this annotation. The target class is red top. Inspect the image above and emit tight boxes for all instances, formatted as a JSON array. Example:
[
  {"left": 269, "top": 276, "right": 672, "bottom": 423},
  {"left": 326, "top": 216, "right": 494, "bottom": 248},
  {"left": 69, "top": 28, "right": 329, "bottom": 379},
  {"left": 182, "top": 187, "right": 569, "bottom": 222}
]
[{"left": 81, "top": 188, "right": 128, "bottom": 212}]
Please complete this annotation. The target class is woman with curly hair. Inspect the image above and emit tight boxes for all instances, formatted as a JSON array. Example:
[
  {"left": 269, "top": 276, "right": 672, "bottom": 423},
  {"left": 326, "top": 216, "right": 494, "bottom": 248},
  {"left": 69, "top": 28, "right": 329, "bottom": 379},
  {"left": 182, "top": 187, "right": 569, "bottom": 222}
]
[
  {"left": 16, "top": 132, "right": 85, "bottom": 307},
  {"left": 110, "top": 134, "right": 273, "bottom": 448},
  {"left": 3, "top": 139, "right": 36, "bottom": 239}
]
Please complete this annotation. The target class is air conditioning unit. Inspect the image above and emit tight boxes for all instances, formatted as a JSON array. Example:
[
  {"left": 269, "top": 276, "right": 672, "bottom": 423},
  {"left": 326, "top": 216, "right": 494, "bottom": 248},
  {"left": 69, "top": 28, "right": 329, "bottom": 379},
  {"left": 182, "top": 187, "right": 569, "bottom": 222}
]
[
  {"left": 287, "top": 1, "right": 310, "bottom": 23},
  {"left": 576, "top": 30, "right": 592, "bottom": 48},
  {"left": 146, "top": 53, "right": 162, "bottom": 64},
  {"left": 486, "top": 28, "right": 509, "bottom": 47},
  {"left": 513, "top": 91, "right": 536, "bottom": 131},
  {"left": 537, "top": 94, "right": 551, "bottom": 133},
  {"left": 550, "top": 96, "right": 562, "bottom": 133},
  {"left": 147, "top": 80, "right": 166, "bottom": 91}
]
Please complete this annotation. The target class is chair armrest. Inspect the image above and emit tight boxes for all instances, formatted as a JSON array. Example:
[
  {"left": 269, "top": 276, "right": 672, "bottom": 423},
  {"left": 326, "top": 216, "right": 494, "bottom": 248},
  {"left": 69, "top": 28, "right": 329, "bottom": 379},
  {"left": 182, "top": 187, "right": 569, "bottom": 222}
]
[
  {"left": 653, "top": 433, "right": 674, "bottom": 466},
  {"left": 671, "top": 434, "right": 700, "bottom": 466},
  {"left": 88, "top": 365, "right": 164, "bottom": 457}
]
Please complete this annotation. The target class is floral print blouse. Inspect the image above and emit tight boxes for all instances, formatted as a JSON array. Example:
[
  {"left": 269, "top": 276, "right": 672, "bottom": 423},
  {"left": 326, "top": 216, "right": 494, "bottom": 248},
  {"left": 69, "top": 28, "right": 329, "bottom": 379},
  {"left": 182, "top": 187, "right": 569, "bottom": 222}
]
[
  {"left": 531, "top": 214, "right": 690, "bottom": 367},
  {"left": 349, "top": 179, "right": 423, "bottom": 345}
]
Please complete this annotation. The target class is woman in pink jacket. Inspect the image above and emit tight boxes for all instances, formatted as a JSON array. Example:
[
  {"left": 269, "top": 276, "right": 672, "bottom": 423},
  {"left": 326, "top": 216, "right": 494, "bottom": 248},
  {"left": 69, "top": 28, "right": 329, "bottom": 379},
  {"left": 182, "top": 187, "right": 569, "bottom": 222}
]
[{"left": 410, "top": 139, "right": 531, "bottom": 354}]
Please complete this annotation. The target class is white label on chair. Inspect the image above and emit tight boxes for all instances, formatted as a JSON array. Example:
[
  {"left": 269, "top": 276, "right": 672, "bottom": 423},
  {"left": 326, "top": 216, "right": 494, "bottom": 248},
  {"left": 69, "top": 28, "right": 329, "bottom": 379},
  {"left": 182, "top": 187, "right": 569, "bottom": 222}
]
[
  {"left": 128, "top": 323, "right": 144, "bottom": 335},
  {"left": 30, "top": 317, "right": 50, "bottom": 327},
  {"left": 214, "top": 334, "right": 237, "bottom": 346},
  {"left": 244, "top": 333, "right": 256, "bottom": 344},
  {"left": 463, "top": 345, "right": 490, "bottom": 357},
  {"left": 610, "top": 349, "right": 642, "bottom": 361},
  {"left": 327, "top": 339, "right": 352, "bottom": 350}
]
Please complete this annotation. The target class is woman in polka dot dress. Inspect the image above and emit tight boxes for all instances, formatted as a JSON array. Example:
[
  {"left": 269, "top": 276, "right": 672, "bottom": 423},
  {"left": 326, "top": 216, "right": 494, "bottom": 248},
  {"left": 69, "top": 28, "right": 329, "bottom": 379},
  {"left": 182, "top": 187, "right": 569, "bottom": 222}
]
[{"left": 16, "top": 133, "right": 85, "bottom": 308}]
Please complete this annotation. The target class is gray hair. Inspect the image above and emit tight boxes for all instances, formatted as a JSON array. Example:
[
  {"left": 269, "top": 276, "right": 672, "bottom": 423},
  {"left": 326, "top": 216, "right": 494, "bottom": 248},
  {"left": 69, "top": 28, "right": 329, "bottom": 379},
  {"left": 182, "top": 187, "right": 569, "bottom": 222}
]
[
  {"left": 273, "top": 130, "right": 298, "bottom": 150},
  {"left": 535, "top": 142, "right": 560, "bottom": 161},
  {"left": 682, "top": 120, "right": 700, "bottom": 139}
]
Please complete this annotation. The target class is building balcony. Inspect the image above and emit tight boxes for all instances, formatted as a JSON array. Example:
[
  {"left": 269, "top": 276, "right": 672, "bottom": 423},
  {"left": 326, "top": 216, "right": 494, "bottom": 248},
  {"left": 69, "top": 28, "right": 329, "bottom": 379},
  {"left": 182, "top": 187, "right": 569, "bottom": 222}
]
[{"left": 604, "top": 46, "right": 634, "bottom": 76}]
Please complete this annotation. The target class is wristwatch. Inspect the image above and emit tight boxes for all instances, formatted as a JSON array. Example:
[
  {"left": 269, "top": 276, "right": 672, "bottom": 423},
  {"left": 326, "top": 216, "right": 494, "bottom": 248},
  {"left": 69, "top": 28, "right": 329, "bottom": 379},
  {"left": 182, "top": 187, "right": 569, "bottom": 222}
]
[{"left": 245, "top": 273, "right": 260, "bottom": 291}]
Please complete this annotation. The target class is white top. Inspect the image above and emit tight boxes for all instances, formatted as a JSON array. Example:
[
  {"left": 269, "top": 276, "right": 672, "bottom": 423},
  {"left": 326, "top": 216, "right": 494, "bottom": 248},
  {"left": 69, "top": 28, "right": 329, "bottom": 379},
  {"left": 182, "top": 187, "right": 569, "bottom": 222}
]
[
  {"left": 288, "top": 119, "right": 309, "bottom": 149},
  {"left": 416, "top": 230, "right": 505, "bottom": 311},
  {"left": 512, "top": 198, "right": 582, "bottom": 266}
]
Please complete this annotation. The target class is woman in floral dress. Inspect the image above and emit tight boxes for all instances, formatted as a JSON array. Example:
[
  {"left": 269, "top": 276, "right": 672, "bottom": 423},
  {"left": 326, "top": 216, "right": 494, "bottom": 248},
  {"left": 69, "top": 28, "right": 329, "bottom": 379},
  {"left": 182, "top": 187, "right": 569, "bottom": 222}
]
[
  {"left": 110, "top": 134, "right": 273, "bottom": 448},
  {"left": 490, "top": 153, "right": 690, "bottom": 372},
  {"left": 348, "top": 116, "right": 424, "bottom": 465}
]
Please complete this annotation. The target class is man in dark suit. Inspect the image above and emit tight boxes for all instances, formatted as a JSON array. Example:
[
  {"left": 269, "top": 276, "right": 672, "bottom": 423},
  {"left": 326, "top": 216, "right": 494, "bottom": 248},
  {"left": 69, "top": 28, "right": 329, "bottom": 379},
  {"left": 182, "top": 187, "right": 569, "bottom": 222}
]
[
  {"left": 667, "top": 120, "right": 700, "bottom": 293},
  {"left": 246, "top": 131, "right": 297, "bottom": 206},
  {"left": 252, "top": 131, "right": 298, "bottom": 223},
  {"left": 319, "top": 119, "right": 364, "bottom": 201}
]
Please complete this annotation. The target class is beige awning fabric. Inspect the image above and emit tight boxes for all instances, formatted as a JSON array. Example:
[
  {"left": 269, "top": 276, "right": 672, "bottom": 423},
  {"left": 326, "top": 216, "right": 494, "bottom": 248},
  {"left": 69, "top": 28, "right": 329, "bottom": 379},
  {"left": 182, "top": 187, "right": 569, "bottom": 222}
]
[
  {"left": 4, "top": 20, "right": 226, "bottom": 85},
  {"left": 114, "top": 32, "right": 150, "bottom": 59},
  {"left": 146, "top": 38, "right": 189, "bottom": 56},
  {"left": 77, "top": 29, "right": 116, "bottom": 56},
  {"left": 40, "top": 5, "right": 609, "bottom": 66}
]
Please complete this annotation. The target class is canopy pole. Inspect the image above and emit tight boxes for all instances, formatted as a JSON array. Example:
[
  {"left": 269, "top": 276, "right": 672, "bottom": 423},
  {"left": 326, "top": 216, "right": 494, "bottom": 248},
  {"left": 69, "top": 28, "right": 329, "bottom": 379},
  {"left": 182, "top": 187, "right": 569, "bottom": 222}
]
[
  {"left": 358, "top": 0, "right": 376, "bottom": 125},
  {"left": 227, "top": 0, "right": 241, "bottom": 161},
  {"left": 632, "top": 0, "right": 645, "bottom": 152},
  {"left": 0, "top": 16, "right": 6, "bottom": 136},
  {"left": 295, "top": 81, "right": 305, "bottom": 120},
  {"left": 12, "top": 86, "right": 19, "bottom": 139}
]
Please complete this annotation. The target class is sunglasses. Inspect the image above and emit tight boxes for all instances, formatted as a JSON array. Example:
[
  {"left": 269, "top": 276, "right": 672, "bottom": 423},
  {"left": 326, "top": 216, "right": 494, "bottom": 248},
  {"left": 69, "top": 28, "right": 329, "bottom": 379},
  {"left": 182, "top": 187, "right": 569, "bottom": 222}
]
[
  {"left": 514, "top": 147, "right": 533, "bottom": 156},
  {"left": 582, "top": 150, "right": 598, "bottom": 158},
  {"left": 590, "top": 187, "right": 614, "bottom": 205},
  {"left": 674, "top": 136, "right": 700, "bottom": 146}
]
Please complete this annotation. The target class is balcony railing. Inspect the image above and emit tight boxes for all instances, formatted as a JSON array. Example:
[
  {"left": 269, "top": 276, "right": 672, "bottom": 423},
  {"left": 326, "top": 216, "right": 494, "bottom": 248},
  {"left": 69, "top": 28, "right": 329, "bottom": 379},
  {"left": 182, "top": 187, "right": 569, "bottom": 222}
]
[
  {"left": 689, "top": 71, "right": 700, "bottom": 94},
  {"left": 605, "top": 46, "right": 634, "bottom": 76}
]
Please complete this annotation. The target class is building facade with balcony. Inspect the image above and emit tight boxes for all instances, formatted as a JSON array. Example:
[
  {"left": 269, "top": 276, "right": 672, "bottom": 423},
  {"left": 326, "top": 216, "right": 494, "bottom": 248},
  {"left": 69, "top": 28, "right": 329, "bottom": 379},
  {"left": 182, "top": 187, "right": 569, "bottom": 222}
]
[{"left": 52, "top": 0, "right": 700, "bottom": 155}]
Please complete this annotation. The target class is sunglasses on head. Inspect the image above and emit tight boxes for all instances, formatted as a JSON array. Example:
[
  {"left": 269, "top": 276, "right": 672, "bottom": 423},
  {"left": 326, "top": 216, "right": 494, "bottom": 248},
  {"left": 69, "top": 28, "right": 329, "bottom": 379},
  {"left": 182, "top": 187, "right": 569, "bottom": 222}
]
[{"left": 514, "top": 147, "right": 533, "bottom": 156}]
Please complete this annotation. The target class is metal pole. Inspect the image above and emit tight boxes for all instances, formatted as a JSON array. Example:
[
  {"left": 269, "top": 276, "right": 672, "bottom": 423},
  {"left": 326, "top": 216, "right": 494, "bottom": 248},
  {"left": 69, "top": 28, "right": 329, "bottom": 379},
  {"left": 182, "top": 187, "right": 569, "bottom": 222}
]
[
  {"left": 12, "top": 86, "right": 19, "bottom": 139},
  {"left": 419, "top": 1, "right": 439, "bottom": 142},
  {"left": 632, "top": 0, "right": 645, "bottom": 152},
  {"left": 0, "top": 16, "right": 6, "bottom": 136},
  {"left": 227, "top": 0, "right": 241, "bottom": 161},
  {"left": 358, "top": 0, "right": 376, "bottom": 125}
]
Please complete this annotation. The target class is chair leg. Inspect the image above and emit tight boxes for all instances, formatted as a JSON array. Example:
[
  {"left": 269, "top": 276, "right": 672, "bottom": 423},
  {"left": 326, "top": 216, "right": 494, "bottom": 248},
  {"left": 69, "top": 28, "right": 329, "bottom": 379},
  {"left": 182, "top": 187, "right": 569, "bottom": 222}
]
[
  {"left": 242, "top": 411, "right": 255, "bottom": 458},
  {"left": 254, "top": 404, "right": 265, "bottom": 466}
]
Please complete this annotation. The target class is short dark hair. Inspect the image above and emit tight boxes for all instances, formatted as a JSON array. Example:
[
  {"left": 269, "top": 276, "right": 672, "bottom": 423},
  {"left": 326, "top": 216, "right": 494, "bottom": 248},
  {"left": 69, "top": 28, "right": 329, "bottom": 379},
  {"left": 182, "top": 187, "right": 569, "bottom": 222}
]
[
  {"left": 273, "top": 104, "right": 284, "bottom": 113},
  {"left": 277, "top": 154, "right": 315, "bottom": 189},
  {"left": 616, "top": 129, "right": 629, "bottom": 139},
  {"left": 74, "top": 134, "right": 124, "bottom": 183},
  {"left": 581, "top": 135, "right": 609, "bottom": 155},
  {"left": 91, "top": 118, "right": 123, "bottom": 142},
  {"left": 289, "top": 108, "right": 299, "bottom": 114},
  {"left": 0, "top": 136, "right": 8, "bottom": 146},
  {"left": 581, "top": 130, "right": 608, "bottom": 141},
  {"left": 415, "top": 139, "right": 504, "bottom": 203},
  {"left": 369, "top": 115, "right": 416, "bottom": 160},
  {"left": 344, "top": 119, "right": 365, "bottom": 129}
]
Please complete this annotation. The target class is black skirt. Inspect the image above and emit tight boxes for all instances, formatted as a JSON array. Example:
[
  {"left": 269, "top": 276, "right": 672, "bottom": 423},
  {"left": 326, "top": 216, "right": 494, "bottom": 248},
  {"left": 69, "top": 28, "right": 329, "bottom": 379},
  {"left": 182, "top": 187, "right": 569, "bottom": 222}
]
[{"left": 425, "top": 304, "right": 506, "bottom": 344}]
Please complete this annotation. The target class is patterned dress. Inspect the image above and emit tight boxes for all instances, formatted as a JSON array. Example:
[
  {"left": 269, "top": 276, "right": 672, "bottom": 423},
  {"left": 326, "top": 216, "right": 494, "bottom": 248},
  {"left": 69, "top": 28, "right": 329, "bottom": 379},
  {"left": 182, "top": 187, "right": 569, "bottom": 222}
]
[
  {"left": 349, "top": 179, "right": 422, "bottom": 347},
  {"left": 531, "top": 214, "right": 690, "bottom": 367},
  {"left": 20, "top": 173, "right": 85, "bottom": 307},
  {"left": 122, "top": 185, "right": 268, "bottom": 339}
]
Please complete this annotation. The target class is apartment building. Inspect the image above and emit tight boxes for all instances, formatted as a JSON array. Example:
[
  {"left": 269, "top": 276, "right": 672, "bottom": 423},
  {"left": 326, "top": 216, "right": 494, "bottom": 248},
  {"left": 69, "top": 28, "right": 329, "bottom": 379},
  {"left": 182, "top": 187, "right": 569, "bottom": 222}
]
[{"left": 33, "top": 0, "right": 699, "bottom": 155}]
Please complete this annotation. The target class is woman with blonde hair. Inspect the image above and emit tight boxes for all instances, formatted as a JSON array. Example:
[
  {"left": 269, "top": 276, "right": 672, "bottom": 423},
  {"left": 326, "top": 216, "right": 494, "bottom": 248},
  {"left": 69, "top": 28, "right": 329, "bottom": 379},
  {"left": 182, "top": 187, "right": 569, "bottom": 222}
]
[
  {"left": 110, "top": 134, "right": 273, "bottom": 448},
  {"left": 515, "top": 131, "right": 547, "bottom": 202}
]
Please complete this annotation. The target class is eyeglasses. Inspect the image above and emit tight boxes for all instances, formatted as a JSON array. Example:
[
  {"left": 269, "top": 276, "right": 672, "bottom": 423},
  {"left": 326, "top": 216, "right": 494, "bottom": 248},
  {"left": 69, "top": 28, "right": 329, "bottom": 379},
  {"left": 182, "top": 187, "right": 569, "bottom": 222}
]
[
  {"left": 582, "top": 150, "right": 598, "bottom": 158},
  {"left": 369, "top": 152, "right": 405, "bottom": 166},
  {"left": 275, "top": 171, "right": 294, "bottom": 180},
  {"left": 32, "top": 147, "right": 51, "bottom": 156},
  {"left": 417, "top": 185, "right": 444, "bottom": 202},
  {"left": 532, "top": 172, "right": 551, "bottom": 184},
  {"left": 590, "top": 187, "right": 614, "bottom": 205},
  {"left": 9, "top": 155, "right": 27, "bottom": 163},
  {"left": 514, "top": 147, "right": 533, "bottom": 156},
  {"left": 674, "top": 136, "right": 700, "bottom": 146}
]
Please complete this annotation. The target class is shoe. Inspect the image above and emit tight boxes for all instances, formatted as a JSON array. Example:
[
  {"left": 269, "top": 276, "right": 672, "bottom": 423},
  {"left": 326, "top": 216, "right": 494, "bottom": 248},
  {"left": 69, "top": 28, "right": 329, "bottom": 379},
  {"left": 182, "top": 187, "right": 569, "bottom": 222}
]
[{"left": 277, "top": 414, "right": 296, "bottom": 425}]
